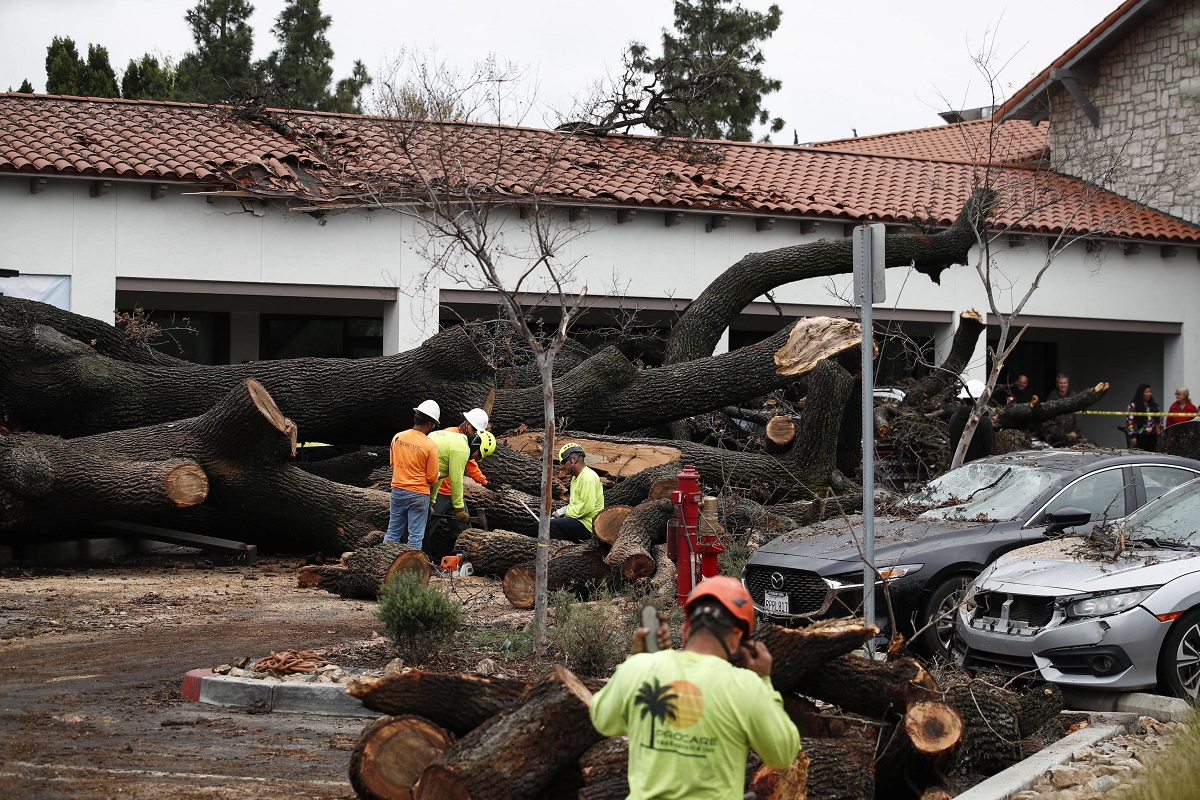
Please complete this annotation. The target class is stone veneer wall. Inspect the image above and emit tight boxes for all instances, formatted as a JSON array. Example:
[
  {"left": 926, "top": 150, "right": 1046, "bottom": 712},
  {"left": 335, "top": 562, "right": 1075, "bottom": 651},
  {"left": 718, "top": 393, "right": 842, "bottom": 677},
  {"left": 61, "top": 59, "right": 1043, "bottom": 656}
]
[{"left": 1049, "top": 0, "right": 1199, "bottom": 225}]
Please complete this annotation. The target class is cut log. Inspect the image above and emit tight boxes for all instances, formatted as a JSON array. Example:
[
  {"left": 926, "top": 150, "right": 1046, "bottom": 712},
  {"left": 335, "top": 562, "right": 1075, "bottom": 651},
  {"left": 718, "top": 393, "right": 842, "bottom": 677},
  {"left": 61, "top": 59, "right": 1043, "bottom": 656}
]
[
  {"left": 413, "top": 665, "right": 601, "bottom": 800},
  {"left": 502, "top": 541, "right": 616, "bottom": 609},
  {"left": 765, "top": 415, "right": 799, "bottom": 451},
  {"left": 591, "top": 505, "right": 631, "bottom": 545},
  {"left": 577, "top": 777, "right": 629, "bottom": 800},
  {"left": 297, "top": 448, "right": 388, "bottom": 488},
  {"left": 798, "top": 653, "right": 939, "bottom": 720},
  {"left": 501, "top": 431, "right": 681, "bottom": 479},
  {"left": 578, "top": 737, "right": 628, "bottom": 786},
  {"left": 747, "top": 752, "right": 810, "bottom": 800},
  {"left": 603, "top": 498, "right": 674, "bottom": 579},
  {"left": 603, "top": 462, "right": 680, "bottom": 507},
  {"left": 756, "top": 621, "right": 880, "bottom": 695},
  {"left": 348, "top": 671, "right": 532, "bottom": 737},
  {"left": 802, "top": 737, "right": 876, "bottom": 800},
  {"left": 1164, "top": 419, "right": 1200, "bottom": 460},
  {"left": 452, "top": 528, "right": 573, "bottom": 578},
  {"left": 1017, "top": 683, "right": 1064, "bottom": 738},
  {"left": 939, "top": 674, "right": 1023, "bottom": 774},
  {"left": 349, "top": 715, "right": 455, "bottom": 800},
  {"left": 904, "top": 701, "right": 964, "bottom": 758},
  {"left": 461, "top": 482, "right": 544, "bottom": 536},
  {"left": 297, "top": 543, "right": 429, "bottom": 599}
]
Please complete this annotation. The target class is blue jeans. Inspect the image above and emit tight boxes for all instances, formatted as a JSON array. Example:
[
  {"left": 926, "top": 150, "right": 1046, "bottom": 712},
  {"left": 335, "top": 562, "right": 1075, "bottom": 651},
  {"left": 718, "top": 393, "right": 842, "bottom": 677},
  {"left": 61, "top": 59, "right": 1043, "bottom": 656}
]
[{"left": 385, "top": 488, "right": 431, "bottom": 550}]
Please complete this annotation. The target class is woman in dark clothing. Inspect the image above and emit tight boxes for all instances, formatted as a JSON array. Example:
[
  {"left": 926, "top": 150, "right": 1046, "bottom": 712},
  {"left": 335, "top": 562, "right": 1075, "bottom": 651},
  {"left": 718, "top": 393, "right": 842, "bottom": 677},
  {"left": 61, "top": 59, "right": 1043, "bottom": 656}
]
[{"left": 1126, "top": 384, "right": 1163, "bottom": 452}]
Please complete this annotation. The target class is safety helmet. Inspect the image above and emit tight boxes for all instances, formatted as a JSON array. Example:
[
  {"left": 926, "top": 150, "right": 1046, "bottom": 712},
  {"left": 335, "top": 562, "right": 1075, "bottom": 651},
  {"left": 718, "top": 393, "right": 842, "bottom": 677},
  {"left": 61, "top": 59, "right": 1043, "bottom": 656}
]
[
  {"left": 958, "top": 379, "right": 987, "bottom": 400},
  {"left": 557, "top": 442, "right": 585, "bottom": 464},
  {"left": 472, "top": 430, "right": 497, "bottom": 458},
  {"left": 413, "top": 399, "right": 441, "bottom": 424},
  {"left": 463, "top": 408, "right": 489, "bottom": 432},
  {"left": 684, "top": 576, "right": 755, "bottom": 637}
]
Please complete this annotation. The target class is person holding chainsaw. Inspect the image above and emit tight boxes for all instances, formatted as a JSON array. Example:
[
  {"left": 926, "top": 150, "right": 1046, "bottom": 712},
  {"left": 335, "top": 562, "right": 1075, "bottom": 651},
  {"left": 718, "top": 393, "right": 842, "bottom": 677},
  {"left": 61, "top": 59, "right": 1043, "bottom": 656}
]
[
  {"left": 431, "top": 409, "right": 497, "bottom": 541},
  {"left": 428, "top": 426, "right": 497, "bottom": 541},
  {"left": 384, "top": 400, "right": 441, "bottom": 549},
  {"left": 549, "top": 443, "right": 604, "bottom": 543},
  {"left": 589, "top": 577, "right": 800, "bottom": 799}
]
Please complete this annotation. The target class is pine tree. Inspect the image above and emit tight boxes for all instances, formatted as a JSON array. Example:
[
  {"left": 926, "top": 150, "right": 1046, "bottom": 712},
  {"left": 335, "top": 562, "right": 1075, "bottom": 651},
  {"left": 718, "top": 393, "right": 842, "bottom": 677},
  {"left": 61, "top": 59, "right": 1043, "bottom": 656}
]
[
  {"left": 630, "top": 0, "right": 784, "bottom": 142},
  {"left": 258, "top": 0, "right": 334, "bottom": 109},
  {"left": 18, "top": 79, "right": 34, "bottom": 94},
  {"left": 45, "top": 36, "right": 83, "bottom": 95},
  {"left": 175, "top": 0, "right": 256, "bottom": 102},
  {"left": 121, "top": 54, "right": 177, "bottom": 100},
  {"left": 329, "top": 60, "right": 372, "bottom": 113},
  {"left": 80, "top": 45, "right": 119, "bottom": 98}
]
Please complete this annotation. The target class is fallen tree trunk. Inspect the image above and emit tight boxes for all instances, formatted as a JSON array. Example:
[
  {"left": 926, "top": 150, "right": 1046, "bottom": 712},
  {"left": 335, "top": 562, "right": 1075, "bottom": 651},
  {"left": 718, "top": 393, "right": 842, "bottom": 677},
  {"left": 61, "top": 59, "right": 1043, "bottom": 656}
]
[
  {"left": 296, "top": 543, "right": 429, "bottom": 599},
  {"left": 502, "top": 541, "right": 616, "bottom": 609},
  {"left": 756, "top": 621, "right": 880, "bottom": 694},
  {"left": 453, "top": 528, "right": 572, "bottom": 578},
  {"left": 413, "top": 665, "right": 601, "bottom": 800},
  {"left": 902, "top": 310, "right": 986, "bottom": 408},
  {"left": 664, "top": 188, "right": 996, "bottom": 365},
  {"left": 0, "top": 430, "right": 208, "bottom": 539},
  {"left": 461, "top": 483, "right": 543, "bottom": 536},
  {"left": 348, "top": 671, "right": 532, "bottom": 736},
  {"left": 994, "top": 382, "right": 1110, "bottom": 429},
  {"left": 349, "top": 715, "right": 455, "bottom": 800},
  {"left": 602, "top": 462, "right": 680, "bottom": 507},
  {"left": 603, "top": 498, "right": 674, "bottom": 580},
  {"left": 798, "top": 653, "right": 940, "bottom": 719}
]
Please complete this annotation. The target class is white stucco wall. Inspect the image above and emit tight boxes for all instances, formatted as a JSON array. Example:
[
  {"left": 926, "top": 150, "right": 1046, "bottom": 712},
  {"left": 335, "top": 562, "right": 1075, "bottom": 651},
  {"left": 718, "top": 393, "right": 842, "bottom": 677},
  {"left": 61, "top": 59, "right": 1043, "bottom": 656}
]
[{"left": 2, "top": 173, "right": 1198, "bottom": 437}]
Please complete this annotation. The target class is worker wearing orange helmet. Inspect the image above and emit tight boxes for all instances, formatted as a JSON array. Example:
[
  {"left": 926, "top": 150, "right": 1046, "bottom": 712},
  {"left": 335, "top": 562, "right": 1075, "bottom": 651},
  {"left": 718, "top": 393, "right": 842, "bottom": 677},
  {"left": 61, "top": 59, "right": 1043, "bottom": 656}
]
[{"left": 589, "top": 576, "right": 800, "bottom": 798}]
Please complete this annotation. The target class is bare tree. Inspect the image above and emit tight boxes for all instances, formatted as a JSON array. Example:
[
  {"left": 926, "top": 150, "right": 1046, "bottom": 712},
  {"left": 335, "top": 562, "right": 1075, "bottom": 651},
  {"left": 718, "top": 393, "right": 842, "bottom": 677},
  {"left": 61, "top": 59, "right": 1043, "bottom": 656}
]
[{"left": 364, "top": 52, "right": 600, "bottom": 650}]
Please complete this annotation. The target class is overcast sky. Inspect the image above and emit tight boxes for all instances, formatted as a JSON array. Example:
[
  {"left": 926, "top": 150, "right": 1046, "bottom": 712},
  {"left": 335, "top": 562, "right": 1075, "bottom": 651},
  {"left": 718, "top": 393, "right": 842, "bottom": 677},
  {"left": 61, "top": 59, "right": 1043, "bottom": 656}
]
[{"left": 2, "top": 0, "right": 1108, "bottom": 142}]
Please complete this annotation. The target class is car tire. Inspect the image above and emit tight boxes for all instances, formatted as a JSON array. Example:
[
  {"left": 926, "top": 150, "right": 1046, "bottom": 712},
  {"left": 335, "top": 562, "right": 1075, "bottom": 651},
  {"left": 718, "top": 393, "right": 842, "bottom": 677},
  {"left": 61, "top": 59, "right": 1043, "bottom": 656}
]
[
  {"left": 1157, "top": 607, "right": 1200, "bottom": 700},
  {"left": 917, "top": 574, "right": 973, "bottom": 659}
]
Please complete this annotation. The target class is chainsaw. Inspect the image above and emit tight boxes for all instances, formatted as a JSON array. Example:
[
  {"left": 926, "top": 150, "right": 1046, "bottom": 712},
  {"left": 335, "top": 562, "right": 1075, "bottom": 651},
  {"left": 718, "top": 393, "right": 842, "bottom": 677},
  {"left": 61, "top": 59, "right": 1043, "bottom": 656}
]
[{"left": 439, "top": 551, "right": 474, "bottom": 578}]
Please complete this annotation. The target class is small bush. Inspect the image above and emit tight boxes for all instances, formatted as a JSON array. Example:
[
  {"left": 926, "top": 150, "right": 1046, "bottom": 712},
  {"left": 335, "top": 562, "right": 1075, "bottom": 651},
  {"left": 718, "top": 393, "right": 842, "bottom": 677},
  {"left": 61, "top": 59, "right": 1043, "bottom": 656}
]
[
  {"left": 549, "top": 591, "right": 624, "bottom": 676},
  {"left": 375, "top": 571, "right": 463, "bottom": 665},
  {"left": 719, "top": 535, "right": 753, "bottom": 578},
  {"left": 462, "top": 624, "right": 534, "bottom": 658}
]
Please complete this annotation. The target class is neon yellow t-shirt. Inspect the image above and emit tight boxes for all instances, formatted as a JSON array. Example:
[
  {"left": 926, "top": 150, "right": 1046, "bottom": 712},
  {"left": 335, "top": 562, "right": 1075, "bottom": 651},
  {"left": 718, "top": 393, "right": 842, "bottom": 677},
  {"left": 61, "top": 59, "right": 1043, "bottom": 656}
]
[
  {"left": 428, "top": 429, "right": 469, "bottom": 510},
  {"left": 589, "top": 650, "right": 800, "bottom": 799},
  {"left": 565, "top": 466, "right": 604, "bottom": 532}
]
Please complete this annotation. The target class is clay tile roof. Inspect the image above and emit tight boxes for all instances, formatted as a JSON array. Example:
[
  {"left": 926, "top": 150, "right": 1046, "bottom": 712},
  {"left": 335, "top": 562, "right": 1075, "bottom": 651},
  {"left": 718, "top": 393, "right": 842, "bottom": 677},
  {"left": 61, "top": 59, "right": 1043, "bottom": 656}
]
[{"left": 1, "top": 92, "right": 1198, "bottom": 243}]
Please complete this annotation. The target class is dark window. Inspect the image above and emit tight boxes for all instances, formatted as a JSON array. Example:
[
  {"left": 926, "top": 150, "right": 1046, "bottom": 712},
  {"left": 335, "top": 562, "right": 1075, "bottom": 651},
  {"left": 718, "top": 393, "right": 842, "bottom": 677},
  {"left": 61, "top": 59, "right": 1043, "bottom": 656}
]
[
  {"left": 114, "top": 308, "right": 230, "bottom": 365},
  {"left": 260, "top": 314, "right": 383, "bottom": 360}
]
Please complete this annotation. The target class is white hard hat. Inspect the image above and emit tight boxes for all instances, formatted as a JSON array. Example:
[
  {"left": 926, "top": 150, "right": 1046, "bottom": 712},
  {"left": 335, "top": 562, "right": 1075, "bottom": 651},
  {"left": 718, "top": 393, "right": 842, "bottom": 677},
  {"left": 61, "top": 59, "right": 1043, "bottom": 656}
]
[
  {"left": 413, "top": 399, "right": 441, "bottom": 423},
  {"left": 958, "top": 379, "right": 987, "bottom": 400},
  {"left": 463, "top": 408, "right": 489, "bottom": 432}
]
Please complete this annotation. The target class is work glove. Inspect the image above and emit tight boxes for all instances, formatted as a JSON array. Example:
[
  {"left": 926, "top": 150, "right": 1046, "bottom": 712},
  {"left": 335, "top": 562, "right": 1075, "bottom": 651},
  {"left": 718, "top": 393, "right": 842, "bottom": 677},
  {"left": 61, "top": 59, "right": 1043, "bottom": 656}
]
[
  {"left": 455, "top": 508, "right": 470, "bottom": 524},
  {"left": 553, "top": 506, "right": 567, "bottom": 518}
]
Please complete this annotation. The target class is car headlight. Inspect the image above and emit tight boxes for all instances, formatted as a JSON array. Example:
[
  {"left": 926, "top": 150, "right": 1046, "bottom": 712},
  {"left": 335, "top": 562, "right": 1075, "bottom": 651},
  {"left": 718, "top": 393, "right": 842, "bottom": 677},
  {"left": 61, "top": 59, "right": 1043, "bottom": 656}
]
[
  {"left": 1065, "top": 587, "right": 1159, "bottom": 619},
  {"left": 877, "top": 564, "right": 923, "bottom": 581}
]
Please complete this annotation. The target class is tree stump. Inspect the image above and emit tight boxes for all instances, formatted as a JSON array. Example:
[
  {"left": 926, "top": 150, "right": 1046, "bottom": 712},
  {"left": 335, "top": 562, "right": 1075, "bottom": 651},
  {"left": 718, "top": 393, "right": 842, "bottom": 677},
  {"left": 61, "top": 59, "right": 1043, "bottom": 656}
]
[
  {"left": 349, "top": 715, "right": 454, "bottom": 800},
  {"left": 348, "top": 671, "right": 532, "bottom": 737},
  {"left": 413, "top": 666, "right": 601, "bottom": 800},
  {"left": 297, "top": 544, "right": 428, "bottom": 599}
]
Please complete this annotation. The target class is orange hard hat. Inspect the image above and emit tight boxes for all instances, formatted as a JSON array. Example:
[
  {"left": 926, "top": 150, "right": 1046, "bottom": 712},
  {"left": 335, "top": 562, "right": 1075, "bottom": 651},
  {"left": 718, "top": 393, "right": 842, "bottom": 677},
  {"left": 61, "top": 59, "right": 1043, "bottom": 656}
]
[{"left": 684, "top": 576, "right": 755, "bottom": 636}]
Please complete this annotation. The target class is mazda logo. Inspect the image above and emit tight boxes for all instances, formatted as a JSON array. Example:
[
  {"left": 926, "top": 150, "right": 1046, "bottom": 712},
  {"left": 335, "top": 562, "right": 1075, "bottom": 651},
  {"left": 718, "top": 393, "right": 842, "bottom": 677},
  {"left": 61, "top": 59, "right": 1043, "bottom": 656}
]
[{"left": 770, "top": 572, "right": 785, "bottom": 590}]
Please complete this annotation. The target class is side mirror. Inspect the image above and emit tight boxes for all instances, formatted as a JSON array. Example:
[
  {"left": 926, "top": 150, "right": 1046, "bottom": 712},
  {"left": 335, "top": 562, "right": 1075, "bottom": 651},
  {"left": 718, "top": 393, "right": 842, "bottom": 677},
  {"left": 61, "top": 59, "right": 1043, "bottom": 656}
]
[{"left": 1044, "top": 506, "right": 1092, "bottom": 533}]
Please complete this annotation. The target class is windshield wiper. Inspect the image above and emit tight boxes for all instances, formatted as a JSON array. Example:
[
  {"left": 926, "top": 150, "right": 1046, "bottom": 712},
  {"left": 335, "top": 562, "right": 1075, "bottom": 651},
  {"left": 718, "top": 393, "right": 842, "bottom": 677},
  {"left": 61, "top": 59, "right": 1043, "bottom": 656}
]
[{"left": 1128, "top": 537, "right": 1194, "bottom": 551}]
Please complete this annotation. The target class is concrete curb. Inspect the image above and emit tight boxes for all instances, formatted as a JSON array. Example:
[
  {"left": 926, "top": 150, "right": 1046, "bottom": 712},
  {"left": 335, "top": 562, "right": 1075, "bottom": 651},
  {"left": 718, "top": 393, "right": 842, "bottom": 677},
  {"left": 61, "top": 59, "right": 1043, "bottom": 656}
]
[
  {"left": 952, "top": 712, "right": 1137, "bottom": 800},
  {"left": 181, "top": 668, "right": 376, "bottom": 718},
  {"left": 1062, "top": 688, "right": 1196, "bottom": 723}
]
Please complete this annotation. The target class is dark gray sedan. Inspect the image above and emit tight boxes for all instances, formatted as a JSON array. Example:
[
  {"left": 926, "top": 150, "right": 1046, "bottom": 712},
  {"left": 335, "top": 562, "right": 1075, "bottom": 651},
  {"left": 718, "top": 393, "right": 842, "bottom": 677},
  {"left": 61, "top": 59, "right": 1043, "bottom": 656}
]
[{"left": 742, "top": 449, "right": 1200, "bottom": 656}]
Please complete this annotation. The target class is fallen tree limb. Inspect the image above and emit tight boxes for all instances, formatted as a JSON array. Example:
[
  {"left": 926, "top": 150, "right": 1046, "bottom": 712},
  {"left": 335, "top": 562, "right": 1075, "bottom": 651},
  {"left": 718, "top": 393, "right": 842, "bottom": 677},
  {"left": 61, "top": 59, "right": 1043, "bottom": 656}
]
[
  {"left": 502, "top": 540, "right": 616, "bottom": 609},
  {"left": 348, "top": 671, "right": 532, "bottom": 736},
  {"left": 296, "top": 543, "right": 429, "bottom": 599}
]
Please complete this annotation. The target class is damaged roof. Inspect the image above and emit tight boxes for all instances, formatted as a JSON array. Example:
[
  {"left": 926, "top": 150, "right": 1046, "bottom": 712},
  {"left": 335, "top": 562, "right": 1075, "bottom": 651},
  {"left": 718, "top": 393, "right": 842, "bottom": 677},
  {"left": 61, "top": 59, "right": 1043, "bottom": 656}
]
[{"left": 1, "top": 93, "right": 1198, "bottom": 243}]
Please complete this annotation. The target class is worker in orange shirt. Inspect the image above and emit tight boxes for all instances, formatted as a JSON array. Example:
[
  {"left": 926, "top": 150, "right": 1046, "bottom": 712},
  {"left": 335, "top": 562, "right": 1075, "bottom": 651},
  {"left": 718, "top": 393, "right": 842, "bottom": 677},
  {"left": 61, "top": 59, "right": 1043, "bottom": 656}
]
[
  {"left": 432, "top": 408, "right": 496, "bottom": 541},
  {"left": 384, "top": 400, "right": 440, "bottom": 550}
]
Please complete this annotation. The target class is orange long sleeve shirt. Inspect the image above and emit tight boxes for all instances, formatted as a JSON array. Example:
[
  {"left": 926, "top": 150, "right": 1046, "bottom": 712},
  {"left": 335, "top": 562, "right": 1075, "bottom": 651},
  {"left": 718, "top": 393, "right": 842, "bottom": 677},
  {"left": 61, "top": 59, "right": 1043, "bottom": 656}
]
[{"left": 390, "top": 428, "right": 439, "bottom": 494}]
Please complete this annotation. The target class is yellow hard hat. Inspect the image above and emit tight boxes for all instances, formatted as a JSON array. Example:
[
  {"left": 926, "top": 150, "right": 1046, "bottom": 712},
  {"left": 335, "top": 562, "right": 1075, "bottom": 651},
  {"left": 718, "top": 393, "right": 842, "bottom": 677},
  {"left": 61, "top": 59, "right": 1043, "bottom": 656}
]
[{"left": 557, "top": 443, "right": 584, "bottom": 463}]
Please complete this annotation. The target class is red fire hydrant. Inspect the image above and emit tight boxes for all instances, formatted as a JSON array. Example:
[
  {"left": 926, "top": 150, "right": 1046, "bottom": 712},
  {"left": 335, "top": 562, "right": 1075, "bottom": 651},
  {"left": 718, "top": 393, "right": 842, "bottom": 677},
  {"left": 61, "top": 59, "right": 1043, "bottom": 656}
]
[{"left": 668, "top": 465, "right": 723, "bottom": 606}]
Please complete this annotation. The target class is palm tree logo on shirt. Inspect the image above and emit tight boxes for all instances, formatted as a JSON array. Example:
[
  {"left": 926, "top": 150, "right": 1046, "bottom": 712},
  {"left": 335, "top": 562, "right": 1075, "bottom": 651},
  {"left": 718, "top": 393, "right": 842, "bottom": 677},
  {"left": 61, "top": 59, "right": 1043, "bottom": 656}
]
[{"left": 634, "top": 678, "right": 678, "bottom": 748}]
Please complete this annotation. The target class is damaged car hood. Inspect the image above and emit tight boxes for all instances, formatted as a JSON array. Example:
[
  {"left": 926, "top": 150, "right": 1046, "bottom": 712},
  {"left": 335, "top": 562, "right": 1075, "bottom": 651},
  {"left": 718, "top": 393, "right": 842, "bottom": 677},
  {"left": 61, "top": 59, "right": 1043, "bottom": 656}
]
[
  {"left": 757, "top": 516, "right": 1002, "bottom": 564},
  {"left": 981, "top": 537, "right": 1200, "bottom": 595}
]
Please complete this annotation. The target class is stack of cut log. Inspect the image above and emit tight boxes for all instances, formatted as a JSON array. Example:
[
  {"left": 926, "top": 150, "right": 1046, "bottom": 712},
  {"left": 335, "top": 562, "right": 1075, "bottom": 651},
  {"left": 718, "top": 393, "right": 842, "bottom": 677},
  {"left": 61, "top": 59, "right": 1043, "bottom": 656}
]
[{"left": 344, "top": 619, "right": 1064, "bottom": 800}]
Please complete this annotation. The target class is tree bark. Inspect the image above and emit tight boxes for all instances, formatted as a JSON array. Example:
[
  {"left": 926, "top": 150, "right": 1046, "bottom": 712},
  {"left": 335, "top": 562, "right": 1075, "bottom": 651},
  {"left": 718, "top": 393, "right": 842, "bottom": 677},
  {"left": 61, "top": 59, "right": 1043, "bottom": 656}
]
[
  {"left": 798, "top": 653, "right": 940, "bottom": 719},
  {"left": 349, "top": 715, "right": 455, "bottom": 800},
  {"left": 1163, "top": 419, "right": 1200, "bottom": 460},
  {"left": 578, "top": 737, "right": 628, "bottom": 786},
  {"left": 603, "top": 463, "right": 681, "bottom": 507},
  {"left": 664, "top": 188, "right": 996, "bottom": 365},
  {"left": 994, "top": 382, "right": 1110, "bottom": 429},
  {"left": 348, "top": 671, "right": 532, "bottom": 737},
  {"left": 649, "top": 544, "right": 676, "bottom": 601},
  {"left": 603, "top": 499, "right": 674, "bottom": 580},
  {"left": 755, "top": 621, "right": 880, "bottom": 695},
  {"left": 453, "top": 528, "right": 572, "bottom": 578},
  {"left": 413, "top": 665, "right": 601, "bottom": 800},
  {"left": 0, "top": 323, "right": 494, "bottom": 444},
  {"left": 801, "top": 738, "right": 876, "bottom": 800},
  {"left": 902, "top": 310, "right": 985, "bottom": 408},
  {"left": 747, "top": 753, "right": 810, "bottom": 800},
  {"left": 296, "top": 544, "right": 429, "bottom": 599},
  {"left": 503, "top": 541, "right": 616, "bottom": 609}
]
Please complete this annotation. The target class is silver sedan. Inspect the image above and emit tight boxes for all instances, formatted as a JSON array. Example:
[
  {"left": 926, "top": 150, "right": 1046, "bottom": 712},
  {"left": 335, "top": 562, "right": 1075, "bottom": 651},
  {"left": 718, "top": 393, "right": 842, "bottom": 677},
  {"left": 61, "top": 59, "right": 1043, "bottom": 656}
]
[{"left": 955, "top": 478, "right": 1200, "bottom": 698}]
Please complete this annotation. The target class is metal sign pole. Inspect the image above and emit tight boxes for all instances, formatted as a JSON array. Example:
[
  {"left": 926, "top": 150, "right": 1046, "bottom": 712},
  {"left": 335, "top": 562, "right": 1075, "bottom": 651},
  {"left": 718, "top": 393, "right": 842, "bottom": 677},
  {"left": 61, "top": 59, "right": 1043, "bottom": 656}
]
[{"left": 853, "top": 224, "right": 885, "bottom": 650}]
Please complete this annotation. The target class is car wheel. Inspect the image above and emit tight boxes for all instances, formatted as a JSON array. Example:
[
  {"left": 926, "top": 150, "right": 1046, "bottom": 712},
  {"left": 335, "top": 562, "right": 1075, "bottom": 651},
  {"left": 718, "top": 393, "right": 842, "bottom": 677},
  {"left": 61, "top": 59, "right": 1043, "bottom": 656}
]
[
  {"left": 917, "top": 575, "right": 973, "bottom": 659},
  {"left": 1157, "top": 607, "right": 1200, "bottom": 700}
]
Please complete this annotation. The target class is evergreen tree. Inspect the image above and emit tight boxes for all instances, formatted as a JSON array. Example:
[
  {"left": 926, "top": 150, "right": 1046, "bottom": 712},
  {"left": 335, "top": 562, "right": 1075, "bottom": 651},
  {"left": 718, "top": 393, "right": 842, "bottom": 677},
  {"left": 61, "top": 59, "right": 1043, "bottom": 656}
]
[
  {"left": 18, "top": 79, "right": 35, "bottom": 94},
  {"left": 45, "top": 36, "right": 83, "bottom": 95},
  {"left": 175, "top": 0, "right": 256, "bottom": 102},
  {"left": 258, "top": 0, "right": 334, "bottom": 109},
  {"left": 80, "top": 45, "right": 119, "bottom": 98},
  {"left": 329, "top": 60, "right": 372, "bottom": 113},
  {"left": 629, "top": 0, "right": 784, "bottom": 141},
  {"left": 121, "top": 54, "right": 177, "bottom": 100}
]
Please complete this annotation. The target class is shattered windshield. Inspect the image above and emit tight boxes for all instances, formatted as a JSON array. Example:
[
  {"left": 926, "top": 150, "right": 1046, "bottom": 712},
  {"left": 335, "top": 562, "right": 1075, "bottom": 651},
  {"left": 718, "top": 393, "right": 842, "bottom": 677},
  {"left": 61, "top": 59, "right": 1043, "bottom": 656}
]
[
  {"left": 899, "top": 463, "right": 1058, "bottom": 523},
  {"left": 1121, "top": 482, "right": 1200, "bottom": 545}
]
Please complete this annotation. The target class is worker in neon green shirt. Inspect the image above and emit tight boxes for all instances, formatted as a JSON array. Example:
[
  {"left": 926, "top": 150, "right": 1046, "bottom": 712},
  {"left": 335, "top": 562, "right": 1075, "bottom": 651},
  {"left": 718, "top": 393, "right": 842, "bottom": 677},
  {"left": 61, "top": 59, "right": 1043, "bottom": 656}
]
[
  {"left": 589, "top": 577, "right": 800, "bottom": 799},
  {"left": 550, "top": 442, "right": 604, "bottom": 542},
  {"left": 428, "top": 429, "right": 489, "bottom": 526}
]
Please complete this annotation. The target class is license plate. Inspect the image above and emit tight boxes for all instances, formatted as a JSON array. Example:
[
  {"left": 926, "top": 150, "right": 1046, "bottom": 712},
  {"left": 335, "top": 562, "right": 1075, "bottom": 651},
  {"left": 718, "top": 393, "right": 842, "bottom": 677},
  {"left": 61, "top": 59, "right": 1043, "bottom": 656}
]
[{"left": 764, "top": 590, "right": 789, "bottom": 615}]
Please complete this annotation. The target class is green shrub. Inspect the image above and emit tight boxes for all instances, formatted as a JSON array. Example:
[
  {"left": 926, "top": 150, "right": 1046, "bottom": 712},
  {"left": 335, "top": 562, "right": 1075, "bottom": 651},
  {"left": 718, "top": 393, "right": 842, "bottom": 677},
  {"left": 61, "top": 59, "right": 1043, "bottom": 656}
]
[
  {"left": 462, "top": 624, "right": 534, "bottom": 658},
  {"left": 375, "top": 571, "right": 463, "bottom": 665},
  {"left": 719, "top": 535, "right": 753, "bottom": 578},
  {"left": 549, "top": 591, "right": 624, "bottom": 676}
]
